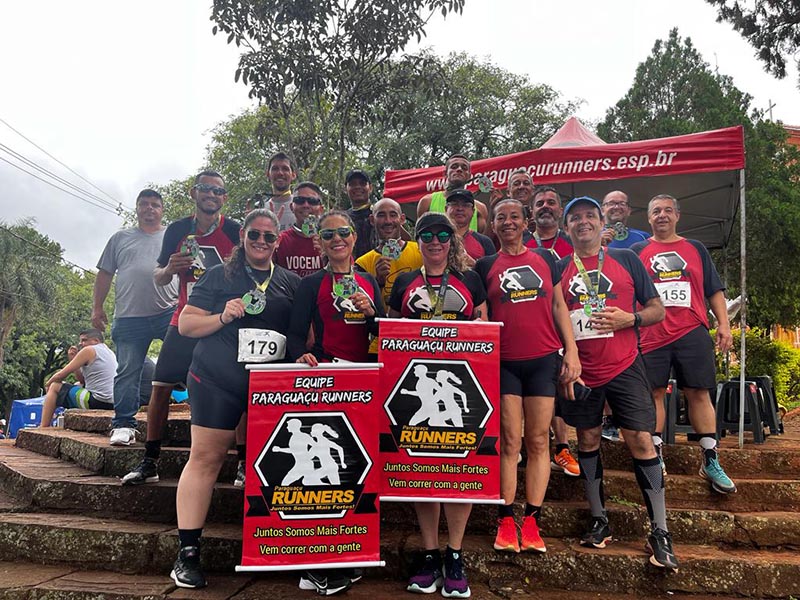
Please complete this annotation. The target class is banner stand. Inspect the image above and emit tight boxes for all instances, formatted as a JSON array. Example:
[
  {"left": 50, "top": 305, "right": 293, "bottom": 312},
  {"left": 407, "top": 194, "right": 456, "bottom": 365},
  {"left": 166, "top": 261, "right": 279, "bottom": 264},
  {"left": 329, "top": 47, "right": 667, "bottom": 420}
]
[
  {"left": 237, "top": 560, "right": 385, "bottom": 573},
  {"left": 381, "top": 496, "right": 505, "bottom": 504}
]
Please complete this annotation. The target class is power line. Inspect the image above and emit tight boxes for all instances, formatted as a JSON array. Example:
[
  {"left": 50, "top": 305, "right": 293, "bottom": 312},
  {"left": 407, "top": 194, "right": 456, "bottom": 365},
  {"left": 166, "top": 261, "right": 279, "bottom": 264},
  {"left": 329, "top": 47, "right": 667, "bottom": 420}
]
[
  {"left": 0, "top": 143, "right": 120, "bottom": 211},
  {"left": 0, "top": 224, "right": 97, "bottom": 276},
  {"left": 0, "top": 116, "right": 124, "bottom": 209},
  {"left": 0, "top": 155, "right": 121, "bottom": 217}
]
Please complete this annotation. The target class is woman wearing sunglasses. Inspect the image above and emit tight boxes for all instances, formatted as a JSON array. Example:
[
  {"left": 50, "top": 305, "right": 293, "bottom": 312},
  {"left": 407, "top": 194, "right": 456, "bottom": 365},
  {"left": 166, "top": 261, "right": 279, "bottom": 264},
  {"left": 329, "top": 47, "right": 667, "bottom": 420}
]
[
  {"left": 387, "top": 212, "right": 487, "bottom": 599},
  {"left": 288, "top": 210, "right": 384, "bottom": 365},
  {"left": 171, "top": 209, "right": 301, "bottom": 589},
  {"left": 474, "top": 198, "right": 581, "bottom": 555}
]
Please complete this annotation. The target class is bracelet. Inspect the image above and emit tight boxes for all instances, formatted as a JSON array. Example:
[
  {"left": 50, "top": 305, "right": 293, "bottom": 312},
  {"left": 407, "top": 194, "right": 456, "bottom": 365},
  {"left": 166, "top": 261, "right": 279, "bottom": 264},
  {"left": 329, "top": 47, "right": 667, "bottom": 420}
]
[
  {"left": 633, "top": 312, "right": 642, "bottom": 328},
  {"left": 219, "top": 313, "right": 226, "bottom": 325}
]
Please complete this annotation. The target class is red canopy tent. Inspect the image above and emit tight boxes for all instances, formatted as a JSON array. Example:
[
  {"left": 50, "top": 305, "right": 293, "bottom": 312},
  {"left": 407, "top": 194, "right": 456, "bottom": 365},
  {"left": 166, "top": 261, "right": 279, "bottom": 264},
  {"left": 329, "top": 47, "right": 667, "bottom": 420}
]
[{"left": 385, "top": 123, "right": 751, "bottom": 445}]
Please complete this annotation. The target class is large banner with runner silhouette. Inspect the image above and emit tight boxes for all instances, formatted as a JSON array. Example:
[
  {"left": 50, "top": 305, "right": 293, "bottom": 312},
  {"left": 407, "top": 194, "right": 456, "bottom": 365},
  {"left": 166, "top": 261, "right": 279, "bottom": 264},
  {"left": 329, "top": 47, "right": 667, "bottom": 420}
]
[
  {"left": 377, "top": 318, "right": 502, "bottom": 503},
  {"left": 238, "top": 364, "right": 383, "bottom": 571}
]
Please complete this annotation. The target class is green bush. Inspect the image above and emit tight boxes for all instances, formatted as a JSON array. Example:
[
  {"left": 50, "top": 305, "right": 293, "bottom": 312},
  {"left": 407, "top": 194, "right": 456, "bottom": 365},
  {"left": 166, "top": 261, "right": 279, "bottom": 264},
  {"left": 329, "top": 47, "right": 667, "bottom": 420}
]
[{"left": 719, "top": 328, "right": 800, "bottom": 410}]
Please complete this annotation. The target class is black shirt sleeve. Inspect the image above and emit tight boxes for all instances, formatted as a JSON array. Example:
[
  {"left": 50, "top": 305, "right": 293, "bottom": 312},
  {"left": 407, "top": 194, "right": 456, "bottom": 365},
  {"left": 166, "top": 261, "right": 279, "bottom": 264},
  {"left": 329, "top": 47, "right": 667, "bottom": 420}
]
[
  {"left": 473, "top": 254, "right": 498, "bottom": 286},
  {"left": 389, "top": 271, "right": 415, "bottom": 313},
  {"left": 462, "top": 270, "right": 487, "bottom": 309},
  {"left": 222, "top": 218, "right": 242, "bottom": 245},
  {"left": 630, "top": 239, "right": 650, "bottom": 256},
  {"left": 688, "top": 239, "right": 725, "bottom": 297},
  {"left": 157, "top": 219, "right": 191, "bottom": 268},
  {"left": 534, "top": 248, "right": 561, "bottom": 285},
  {"left": 475, "top": 232, "right": 496, "bottom": 257}
]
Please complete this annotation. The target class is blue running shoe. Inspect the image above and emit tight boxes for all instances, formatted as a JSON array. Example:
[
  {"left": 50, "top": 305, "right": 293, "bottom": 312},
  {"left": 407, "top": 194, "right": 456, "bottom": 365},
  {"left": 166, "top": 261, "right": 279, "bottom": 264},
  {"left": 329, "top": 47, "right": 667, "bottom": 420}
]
[{"left": 700, "top": 449, "right": 737, "bottom": 494}]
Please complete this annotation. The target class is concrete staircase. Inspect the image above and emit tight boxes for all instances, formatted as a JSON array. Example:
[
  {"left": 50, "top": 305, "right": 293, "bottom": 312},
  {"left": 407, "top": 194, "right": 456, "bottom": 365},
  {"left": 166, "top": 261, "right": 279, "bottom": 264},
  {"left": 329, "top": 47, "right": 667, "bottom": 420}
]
[{"left": 0, "top": 405, "right": 798, "bottom": 599}]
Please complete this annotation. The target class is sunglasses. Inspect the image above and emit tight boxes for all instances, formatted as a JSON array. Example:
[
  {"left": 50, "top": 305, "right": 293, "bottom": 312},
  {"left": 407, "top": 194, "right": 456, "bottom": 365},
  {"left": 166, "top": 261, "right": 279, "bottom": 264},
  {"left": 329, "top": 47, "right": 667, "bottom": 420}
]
[
  {"left": 246, "top": 230, "right": 278, "bottom": 243},
  {"left": 193, "top": 183, "right": 227, "bottom": 196},
  {"left": 293, "top": 195, "right": 322, "bottom": 206},
  {"left": 319, "top": 227, "right": 354, "bottom": 241},
  {"left": 418, "top": 230, "right": 453, "bottom": 244}
]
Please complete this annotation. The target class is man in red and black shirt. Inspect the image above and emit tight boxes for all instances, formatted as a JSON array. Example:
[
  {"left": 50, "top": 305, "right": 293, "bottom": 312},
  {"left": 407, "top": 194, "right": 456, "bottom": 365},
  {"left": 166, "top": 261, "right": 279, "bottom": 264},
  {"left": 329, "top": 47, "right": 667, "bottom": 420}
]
[
  {"left": 273, "top": 182, "right": 325, "bottom": 278},
  {"left": 122, "top": 170, "right": 241, "bottom": 486},
  {"left": 632, "top": 194, "right": 735, "bottom": 495},
  {"left": 526, "top": 186, "right": 573, "bottom": 259},
  {"left": 445, "top": 189, "right": 496, "bottom": 265},
  {"left": 557, "top": 196, "right": 677, "bottom": 569}
]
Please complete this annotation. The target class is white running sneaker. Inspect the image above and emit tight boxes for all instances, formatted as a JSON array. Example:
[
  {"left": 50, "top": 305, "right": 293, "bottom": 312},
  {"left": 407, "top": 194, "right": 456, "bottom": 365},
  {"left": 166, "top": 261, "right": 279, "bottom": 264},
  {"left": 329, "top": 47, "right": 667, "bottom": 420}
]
[{"left": 109, "top": 427, "right": 136, "bottom": 446}]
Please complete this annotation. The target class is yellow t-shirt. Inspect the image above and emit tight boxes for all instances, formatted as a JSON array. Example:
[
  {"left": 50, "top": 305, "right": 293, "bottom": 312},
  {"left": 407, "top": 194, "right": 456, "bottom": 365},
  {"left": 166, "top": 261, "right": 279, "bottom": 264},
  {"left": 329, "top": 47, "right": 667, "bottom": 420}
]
[{"left": 356, "top": 241, "right": 423, "bottom": 353}]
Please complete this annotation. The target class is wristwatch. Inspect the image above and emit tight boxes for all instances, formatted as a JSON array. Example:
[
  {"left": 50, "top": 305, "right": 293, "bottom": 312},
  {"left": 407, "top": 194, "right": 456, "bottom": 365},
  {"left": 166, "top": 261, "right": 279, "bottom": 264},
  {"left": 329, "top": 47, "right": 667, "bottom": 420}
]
[{"left": 633, "top": 312, "right": 642, "bottom": 328}]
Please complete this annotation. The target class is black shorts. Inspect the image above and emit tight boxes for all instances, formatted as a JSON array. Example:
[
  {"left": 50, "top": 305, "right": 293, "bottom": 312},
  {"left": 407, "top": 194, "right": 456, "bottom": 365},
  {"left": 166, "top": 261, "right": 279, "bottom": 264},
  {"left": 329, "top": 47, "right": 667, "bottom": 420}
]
[
  {"left": 152, "top": 325, "right": 198, "bottom": 387},
  {"left": 187, "top": 371, "right": 247, "bottom": 430},
  {"left": 500, "top": 352, "right": 560, "bottom": 397},
  {"left": 556, "top": 355, "right": 655, "bottom": 433},
  {"left": 643, "top": 325, "right": 716, "bottom": 390}
]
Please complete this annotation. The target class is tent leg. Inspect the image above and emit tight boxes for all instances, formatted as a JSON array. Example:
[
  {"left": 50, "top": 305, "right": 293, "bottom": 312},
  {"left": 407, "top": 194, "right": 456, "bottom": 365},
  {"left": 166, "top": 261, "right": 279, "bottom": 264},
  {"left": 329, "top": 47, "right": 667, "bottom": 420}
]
[{"left": 738, "top": 169, "right": 746, "bottom": 449}]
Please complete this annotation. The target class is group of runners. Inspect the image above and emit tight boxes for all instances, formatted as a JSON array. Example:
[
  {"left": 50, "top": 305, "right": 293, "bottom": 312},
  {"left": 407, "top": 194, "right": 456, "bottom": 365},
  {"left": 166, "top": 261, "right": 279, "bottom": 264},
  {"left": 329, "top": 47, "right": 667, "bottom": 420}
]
[{"left": 52, "top": 150, "right": 734, "bottom": 598}]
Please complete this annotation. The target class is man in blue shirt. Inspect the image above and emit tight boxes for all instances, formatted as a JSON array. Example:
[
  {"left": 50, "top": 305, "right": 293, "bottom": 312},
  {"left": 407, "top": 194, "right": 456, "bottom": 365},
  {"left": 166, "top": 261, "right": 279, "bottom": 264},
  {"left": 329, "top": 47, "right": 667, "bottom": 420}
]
[{"left": 601, "top": 191, "right": 649, "bottom": 249}]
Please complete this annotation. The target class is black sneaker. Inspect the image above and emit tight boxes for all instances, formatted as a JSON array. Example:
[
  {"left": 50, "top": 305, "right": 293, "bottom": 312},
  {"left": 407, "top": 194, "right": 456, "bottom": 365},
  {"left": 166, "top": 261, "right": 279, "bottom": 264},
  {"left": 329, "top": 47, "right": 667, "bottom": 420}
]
[
  {"left": 299, "top": 570, "right": 352, "bottom": 596},
  {"left": 120, "top": 457, "right": 159, "bottom": 486},
  {"left": 646, "top": 528, "right": 679, "bottom": 569},
  {"left": 580, "top": 516, "right": 612, "bottom": 549},
  {"left": 442, "top": 548, "right": 470, "bottom": 598},
  {"left": 406, "top": 551, "right": 443, "bottom": 594},
  {"left": 170, "top": 546, "right": 206, "bottom": 588}
]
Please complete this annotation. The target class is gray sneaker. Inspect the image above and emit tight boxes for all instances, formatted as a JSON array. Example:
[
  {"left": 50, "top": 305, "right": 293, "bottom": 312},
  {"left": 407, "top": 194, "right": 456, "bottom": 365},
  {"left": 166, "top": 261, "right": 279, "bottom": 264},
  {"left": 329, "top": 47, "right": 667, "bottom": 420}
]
[{"left": 233, "top": 460, "right": 245, "bottom": 488}]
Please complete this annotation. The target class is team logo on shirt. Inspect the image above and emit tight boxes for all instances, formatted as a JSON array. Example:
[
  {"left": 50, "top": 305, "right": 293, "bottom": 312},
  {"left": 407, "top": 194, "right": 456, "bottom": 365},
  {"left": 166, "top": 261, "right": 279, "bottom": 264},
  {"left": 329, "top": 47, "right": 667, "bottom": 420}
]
[
  {"left": 190, "top": 245, "right": 223, "bottom": 279},
  {"left": 406, "top": 285, "right": 468, "bottom": 318},
  {"left": 649, "top": 251, "right": 687, "bottom": 281},
  {"left": 252, "top": 412, "right": 372, "bottom": 519},
  {"left": 498, "top": 266, "right": 544, "bottom": 303},
  {"left": 567, "top": 271, "right": 616, "bottom": 307},
  {"left": 332, "top": 285, "right": 369, "bottom": 323},
  {"left": 383, "top": 359, "right": 493, "bottom": 458}
]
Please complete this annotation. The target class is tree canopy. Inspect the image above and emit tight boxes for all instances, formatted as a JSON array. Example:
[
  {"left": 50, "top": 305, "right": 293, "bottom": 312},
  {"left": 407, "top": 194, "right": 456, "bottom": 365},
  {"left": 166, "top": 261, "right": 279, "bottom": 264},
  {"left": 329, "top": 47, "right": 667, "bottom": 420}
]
[{"left": 706, "top": 0, "right": 800, "bottom": 89}]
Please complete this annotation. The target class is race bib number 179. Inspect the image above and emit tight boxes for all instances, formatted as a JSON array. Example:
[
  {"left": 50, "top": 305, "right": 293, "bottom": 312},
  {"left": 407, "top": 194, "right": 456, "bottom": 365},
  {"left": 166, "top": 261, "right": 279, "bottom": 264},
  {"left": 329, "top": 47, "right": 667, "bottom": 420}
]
[{"left": 237, "top": 328, "right": 286, "bottom": 363}]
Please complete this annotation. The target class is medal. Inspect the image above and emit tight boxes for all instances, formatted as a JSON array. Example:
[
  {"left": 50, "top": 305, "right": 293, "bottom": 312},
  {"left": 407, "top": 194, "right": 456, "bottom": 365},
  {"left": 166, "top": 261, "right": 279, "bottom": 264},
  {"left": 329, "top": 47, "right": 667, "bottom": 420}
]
[
  {"left": 381, "top": 239, "right": 402, "bottom": 260},
  {"left": 613, "top": 221, "right": 628, "bottom": 241},
  {"left": 476, "top": 175, "right": 493, "bottom": 194},
  {"left": 181, "top": 235, "right": 200, "bottom": 258},
  {"left": 242, "top": 289, "right": 267, "bottom": 315},
  {"left": 333, "top": 275, "right": 359, "bottom": 298},
  {"left": 302, "top": 215, "right": 319, "bottom": 237}
]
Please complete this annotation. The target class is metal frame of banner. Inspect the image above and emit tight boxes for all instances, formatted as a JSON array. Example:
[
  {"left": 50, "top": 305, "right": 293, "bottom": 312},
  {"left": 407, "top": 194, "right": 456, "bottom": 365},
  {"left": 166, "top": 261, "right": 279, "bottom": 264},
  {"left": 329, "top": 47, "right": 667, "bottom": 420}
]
[
  {"left": 247, "top": 363, "right": 383, "bottom": 370},
  {"left": 381, "top": 495, "right": 505, "bottom": 504},
  {"left": 376, "top": 317, "right": 503, "bottom": 327},
  {"left": 236, "top": 560, "right": 386, "bottom": 573}
]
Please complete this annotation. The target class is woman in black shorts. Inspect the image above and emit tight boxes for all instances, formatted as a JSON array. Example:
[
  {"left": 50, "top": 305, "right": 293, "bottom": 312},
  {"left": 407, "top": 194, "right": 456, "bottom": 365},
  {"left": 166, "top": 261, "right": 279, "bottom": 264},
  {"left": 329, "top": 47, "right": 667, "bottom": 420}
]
[
  {"left": 170, "top": 209, "right": 300, "bottom": 589},
  {"left": 475, "top": 198, "right": 580, "bottom": 554},
  {"left": 388, "top": 212, "right": 487, "bottom": 599}
]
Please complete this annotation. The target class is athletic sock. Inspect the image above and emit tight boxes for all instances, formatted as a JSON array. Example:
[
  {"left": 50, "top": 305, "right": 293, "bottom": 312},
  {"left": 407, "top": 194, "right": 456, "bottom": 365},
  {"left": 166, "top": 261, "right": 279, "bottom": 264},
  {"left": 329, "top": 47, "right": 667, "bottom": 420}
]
[
  {"left": 237, "top": 444, "right": 247, "bottom": 462},
  {"left": 698, "top": 433, "right": 717, "bottom": 464},
  {"left": 498, "top": 504, "right": 515, "bottom": 518},
  {"left": 178, "top": 528, "right": 202, "bottom": 548},
  {"left": 633, "top": 456, "right": 668, "bottom": 532},
  {"left": 652, "top": 433, "right": 663, "bottom": 447},
  {"left": 524, "top": 504, "right": 541, "bottom": 520},
  {"left": 577, "top": 449, "right": 606, "bottom": 518},
  {"left": 144, "top": 440, "right": 162, "bottom": 461},
  {"left": 554, "top": 443, "right": 569, "bottom": 454}
]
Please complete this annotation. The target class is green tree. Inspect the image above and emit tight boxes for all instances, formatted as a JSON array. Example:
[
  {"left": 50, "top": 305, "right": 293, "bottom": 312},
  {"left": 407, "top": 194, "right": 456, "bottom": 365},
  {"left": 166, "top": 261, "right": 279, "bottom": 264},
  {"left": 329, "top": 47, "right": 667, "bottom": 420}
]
[
  {"left": 210, "top": 0, "right": 465, "bottom": 196},
  {"left": 598, "top": 28, "right": 800, "bottom": 329},
  {"left": 706, "top": 1, "right": 800, "bottom": 89}
]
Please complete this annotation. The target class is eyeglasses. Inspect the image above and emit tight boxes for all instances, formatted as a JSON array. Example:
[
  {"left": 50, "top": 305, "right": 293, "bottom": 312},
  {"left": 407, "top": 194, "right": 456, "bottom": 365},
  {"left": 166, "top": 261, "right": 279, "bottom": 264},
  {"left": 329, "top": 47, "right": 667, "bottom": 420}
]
[
  {"left": 603, "top": 201, "right": 629, "bottom": 208},
  {"left": 293, "top": 195, "right": 322, "bottom": 206},
  {"left": 418, "top": 230, "right": 453, "bottom": 244},
  {"left": 193, "top": 183, "right": 226, "bottom": 196},
  {"left": 246, "top": 230, "right": 278, "bottom": 243},
  {"left": 319, "top": 227, "right": 354, "bottom": 241}
]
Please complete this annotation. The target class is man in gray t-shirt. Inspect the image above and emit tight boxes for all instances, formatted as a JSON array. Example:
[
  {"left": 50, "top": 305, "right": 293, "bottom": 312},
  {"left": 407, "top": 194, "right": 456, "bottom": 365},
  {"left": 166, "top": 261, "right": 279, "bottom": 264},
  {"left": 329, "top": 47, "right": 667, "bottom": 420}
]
[{"left": 93, "top": 189, "right": 177, "bottom": 446}]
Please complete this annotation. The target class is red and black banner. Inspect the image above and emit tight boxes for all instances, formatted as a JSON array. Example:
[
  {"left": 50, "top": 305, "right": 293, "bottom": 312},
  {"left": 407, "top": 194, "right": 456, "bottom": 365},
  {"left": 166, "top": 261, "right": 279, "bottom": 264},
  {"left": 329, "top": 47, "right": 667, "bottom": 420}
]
[
  {"left": 377, "top": 319, "right": 502, "bottom": 503},
  {"left": 239, "top": 364, "right": 383, "bottom": 571}
]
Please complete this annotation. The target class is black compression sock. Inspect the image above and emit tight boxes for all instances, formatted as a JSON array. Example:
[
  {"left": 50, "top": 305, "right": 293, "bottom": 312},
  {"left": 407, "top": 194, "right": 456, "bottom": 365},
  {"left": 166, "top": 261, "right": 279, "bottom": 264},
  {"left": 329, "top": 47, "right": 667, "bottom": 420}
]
[
  {"left": 178, "top": 528, "right": 202, "bottom": 548},
  {"left": 237, "top": 444, "right": 247, "bottom": 462},
  {"left": 524, "top": 504, "right": 541, "bottom": 520},
  {"left": 144, "top": 440, "right": 162, "bottom": 460}
]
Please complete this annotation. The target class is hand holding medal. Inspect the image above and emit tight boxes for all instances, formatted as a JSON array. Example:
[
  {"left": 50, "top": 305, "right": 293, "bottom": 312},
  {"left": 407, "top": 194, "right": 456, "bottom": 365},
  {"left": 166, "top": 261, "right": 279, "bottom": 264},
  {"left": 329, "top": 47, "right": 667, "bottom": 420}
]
[{"left": 220, "top": 297, "right": 246, "bottom": 325}]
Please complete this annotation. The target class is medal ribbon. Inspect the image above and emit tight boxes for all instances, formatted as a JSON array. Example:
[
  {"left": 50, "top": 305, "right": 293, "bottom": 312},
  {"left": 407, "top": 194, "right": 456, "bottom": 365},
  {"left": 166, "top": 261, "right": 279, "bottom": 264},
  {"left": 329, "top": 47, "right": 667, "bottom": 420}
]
[
  {"left": 534, "top": 229, "right": 561, "bottom": 258},
  {"left": 420, "top": 266, "right": 450, "bottom": 318},
  {"left": 327, "top": 263, "right": 356, "bottom": 297},
  {"left": 245, "top": 264, "right": 274, "bottom": 295},
  {"left": 189, "top": 214, "right": 221, "bottom": 237},
  {"left": 573, "top": 249, "right": 604, "bottom": 310}
]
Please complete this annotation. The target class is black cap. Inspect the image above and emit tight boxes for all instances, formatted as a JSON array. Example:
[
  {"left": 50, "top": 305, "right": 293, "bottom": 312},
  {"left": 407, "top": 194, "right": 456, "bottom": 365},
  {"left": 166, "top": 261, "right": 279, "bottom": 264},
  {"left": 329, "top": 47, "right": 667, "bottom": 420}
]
[
  {"left": 445, "top": 188, "right": 475, "bottom": 204},
  {"left": 345, "top": 169, "right": 371, "bottom": 184},
  {"left": 415, "top": 213, "right": 455, "bottom": 238}
]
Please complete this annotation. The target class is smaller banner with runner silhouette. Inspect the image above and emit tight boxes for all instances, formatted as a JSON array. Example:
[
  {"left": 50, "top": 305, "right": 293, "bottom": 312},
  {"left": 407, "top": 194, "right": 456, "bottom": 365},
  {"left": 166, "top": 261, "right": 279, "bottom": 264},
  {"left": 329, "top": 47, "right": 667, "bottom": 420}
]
[
  {"left": 238, "top": 364, "right": 383, "bottom": 571},
  {"left": 377, "top": 318, "right": 502, "bottom": 503}
]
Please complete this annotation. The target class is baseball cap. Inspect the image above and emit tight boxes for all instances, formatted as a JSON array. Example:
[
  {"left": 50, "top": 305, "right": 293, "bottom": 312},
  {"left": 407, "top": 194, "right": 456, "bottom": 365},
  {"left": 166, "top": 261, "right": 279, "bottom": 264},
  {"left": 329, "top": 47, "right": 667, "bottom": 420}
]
[
  {"left": 445, "top": 188, "right": 475, "bottom": 204},
  {"left": 345, "top": 169, "right": 371, "bottom": 184},
  {"left": 563, "top": 196, "right": 602, "bottom": 220},
  {"left": 415, "top": 213, "right": 455, "bottom": 238}
]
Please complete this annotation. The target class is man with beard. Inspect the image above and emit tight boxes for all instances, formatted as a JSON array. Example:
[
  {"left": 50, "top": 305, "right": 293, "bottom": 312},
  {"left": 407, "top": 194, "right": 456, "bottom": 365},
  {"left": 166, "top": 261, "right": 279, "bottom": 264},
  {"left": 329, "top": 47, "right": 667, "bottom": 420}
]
[
  {"left": 601, "top": 191, "right": 649, "bottom": 249},
  {"left": 265, "top": 152, "right": 298, "bottom": 231},
  {"left": 526, "top": 186, "right": 573, "bottom": 259},
  {"left": 274, "top": 182, "right": 326, "bottom": 277},
  {"left": 417, "top": 154, "right": 489, "bottom": 234},
  {"left": 121, "top": 171, "right": 241, "bottom": 486}
]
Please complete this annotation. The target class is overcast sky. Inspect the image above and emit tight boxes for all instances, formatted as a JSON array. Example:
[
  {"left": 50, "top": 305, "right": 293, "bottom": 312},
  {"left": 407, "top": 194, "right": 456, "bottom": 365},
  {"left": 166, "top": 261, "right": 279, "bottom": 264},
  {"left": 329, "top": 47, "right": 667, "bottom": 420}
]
[{"left": 2, "top": 0, "right": 797, "bottom": 270}]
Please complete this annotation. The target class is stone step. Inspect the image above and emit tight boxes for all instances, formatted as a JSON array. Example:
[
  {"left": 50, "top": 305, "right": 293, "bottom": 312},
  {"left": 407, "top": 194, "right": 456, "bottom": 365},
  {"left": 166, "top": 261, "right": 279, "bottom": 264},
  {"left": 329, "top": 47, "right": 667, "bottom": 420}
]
[
  {"left": 0, "top": 444, "right": 241, "bottom": 524},
  {"left": 381, "top": 501, "right": 800, "bottom": 548},
  {"left": 543, "top": 468, "right": 800, "bottom": 512},
  {"left": 599, "top": 437, "right": 800, "bottom": 480},
  {"left": 64, "top": 407, "right": 191, "bottom": 445},
  {"left": 14, "top": 427, "right": 239, "bottom": 482},
  {"left": 0, "top": 512, "right": 798, "bottom": 598}
]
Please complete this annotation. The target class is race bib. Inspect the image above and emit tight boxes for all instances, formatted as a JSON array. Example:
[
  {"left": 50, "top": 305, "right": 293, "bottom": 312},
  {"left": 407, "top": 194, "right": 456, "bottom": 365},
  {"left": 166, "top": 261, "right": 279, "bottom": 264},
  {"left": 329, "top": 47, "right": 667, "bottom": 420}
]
[
  {"left": 656, "top": 281, "right": 691, "bottom": 307},
  {"left": 237, "top": 328, "right": 286, "bottom": 363},
  {"left": 570, "top": 309, "right": 613, "bottom": 341}
]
